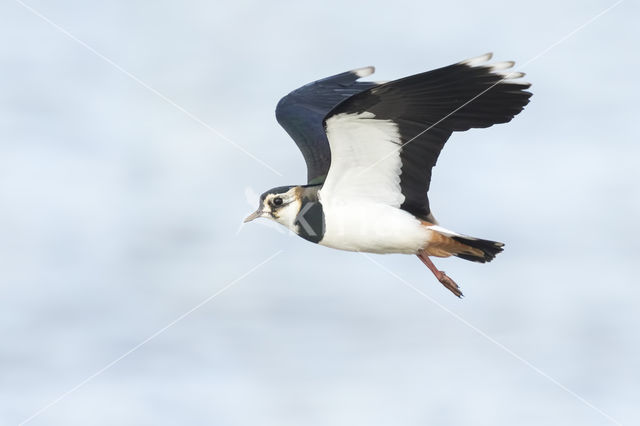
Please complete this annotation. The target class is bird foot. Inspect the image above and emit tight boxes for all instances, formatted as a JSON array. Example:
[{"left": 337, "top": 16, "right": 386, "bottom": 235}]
[
  {"left": 435, "top": 270, "right": 463, "bottom": 298},
  {"left": 416, "top": 252, "right": 464, "bottom": 298}
]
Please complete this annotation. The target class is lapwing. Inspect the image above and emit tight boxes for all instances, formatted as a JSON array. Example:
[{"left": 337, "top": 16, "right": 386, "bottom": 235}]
[{"left": 245, "top": 53, "right": 531, "bottom": 297}]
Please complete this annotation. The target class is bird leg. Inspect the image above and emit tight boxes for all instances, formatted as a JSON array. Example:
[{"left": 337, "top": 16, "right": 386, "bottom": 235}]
[{"left": 416, "top": 251, "right": 463, "bottom": 298}]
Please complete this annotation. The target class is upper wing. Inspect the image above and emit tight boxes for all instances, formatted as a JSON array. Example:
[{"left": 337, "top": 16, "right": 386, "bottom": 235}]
[
  {"left": 320, "top": 53, "right": 532, "bottom": 219},
  {"left": 275, "top": 68, "right": 378, "bottom": 184}
]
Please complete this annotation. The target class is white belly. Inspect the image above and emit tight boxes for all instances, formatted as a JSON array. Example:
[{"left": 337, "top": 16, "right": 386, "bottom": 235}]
[{"left": 318, "top": 201, "right": 431, "bottom": 254}]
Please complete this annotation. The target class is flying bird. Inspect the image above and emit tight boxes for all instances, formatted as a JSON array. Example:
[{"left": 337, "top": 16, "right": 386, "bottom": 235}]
[{"left": 244, "top": 53, "right": 531, "bottom": 297}]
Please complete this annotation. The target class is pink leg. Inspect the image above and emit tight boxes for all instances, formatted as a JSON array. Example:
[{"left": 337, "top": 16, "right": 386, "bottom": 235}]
[{"left": 416, "top": 252, "right": 463, "bottom": 298}]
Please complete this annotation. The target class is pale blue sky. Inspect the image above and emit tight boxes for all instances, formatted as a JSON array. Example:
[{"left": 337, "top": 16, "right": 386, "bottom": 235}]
[{"left": 1, "top": 1, "right": 638, "bottom": 425}]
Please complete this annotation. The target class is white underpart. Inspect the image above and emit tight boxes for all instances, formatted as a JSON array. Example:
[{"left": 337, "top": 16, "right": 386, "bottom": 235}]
[{"left": 320, "top": 111, "right": 431, "bottom": 254}]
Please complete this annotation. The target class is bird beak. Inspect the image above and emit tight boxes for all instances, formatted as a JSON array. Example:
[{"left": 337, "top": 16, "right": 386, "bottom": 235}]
[{"left": 243, "top": 209, "right": 263, "bottom": 223}]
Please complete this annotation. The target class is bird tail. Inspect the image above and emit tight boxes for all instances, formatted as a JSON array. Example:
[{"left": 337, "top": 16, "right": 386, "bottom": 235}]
[{"left": 421, "top": 224, "right": 504, "bottom": 263}]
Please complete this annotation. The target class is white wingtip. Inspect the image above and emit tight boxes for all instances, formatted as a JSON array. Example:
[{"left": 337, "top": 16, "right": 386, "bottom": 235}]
[
  {"left": 353, "top": 66, "right": 375, "bottom": 78},
  {"left": 459, "top": 52, "right": 493, "bottom": 66},
  {"left": 459, "top": 54, "right": 527, "bottom": 83},
  {"left": 497, "top": 71, "right": 526, "bottom": 79},
  {"left": 489, "top": 61, "right": 515, "bottom": 71}
]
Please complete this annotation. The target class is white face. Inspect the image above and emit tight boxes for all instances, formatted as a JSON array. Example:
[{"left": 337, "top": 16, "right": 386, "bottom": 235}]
[{"left": 244, "top": 186, "right": 301, "bottom": 232}]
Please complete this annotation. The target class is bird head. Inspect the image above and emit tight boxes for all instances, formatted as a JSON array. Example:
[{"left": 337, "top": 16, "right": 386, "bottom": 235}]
[{"left": 244, "top": 185, "right": 302, "bottom": 231}]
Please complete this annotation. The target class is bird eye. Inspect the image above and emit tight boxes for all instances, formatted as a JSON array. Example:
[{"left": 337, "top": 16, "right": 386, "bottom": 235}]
[{"left": 273, "top": 197, "right": 283, "bottom": 206}]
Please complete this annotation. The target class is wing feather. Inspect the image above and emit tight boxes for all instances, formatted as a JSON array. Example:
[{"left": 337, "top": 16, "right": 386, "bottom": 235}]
[
  {"left": 322, "top": 53, "right": 532, "bottom": 218},
  {"left": 275, "top": 68, "right": 377, "bottom": 184}
]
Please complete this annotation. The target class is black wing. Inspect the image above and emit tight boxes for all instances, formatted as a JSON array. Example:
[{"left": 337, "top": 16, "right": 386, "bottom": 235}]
[
  {"left": 325, "top": 53, "right": 532, "bottom": 219},
  {"left": 276, "top": 68, "right": 378, "bottom": 184}
]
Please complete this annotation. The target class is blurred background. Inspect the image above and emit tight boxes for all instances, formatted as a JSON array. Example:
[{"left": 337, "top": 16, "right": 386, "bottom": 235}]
[{"left": 1, "top": 0, "right": 638, "bottom": 425}]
